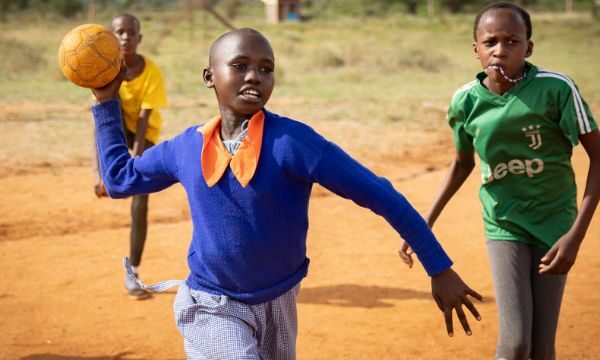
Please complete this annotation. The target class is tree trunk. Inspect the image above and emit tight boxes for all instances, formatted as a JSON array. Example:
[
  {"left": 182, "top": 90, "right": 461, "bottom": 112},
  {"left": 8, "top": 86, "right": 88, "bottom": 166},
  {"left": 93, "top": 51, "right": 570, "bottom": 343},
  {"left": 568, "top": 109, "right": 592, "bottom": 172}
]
[
  {"left": 565, "top": 0, "right": 573, "bottom": 12},
  {"left": 88, "top": 0, "right": 96, "bottom": 22}
]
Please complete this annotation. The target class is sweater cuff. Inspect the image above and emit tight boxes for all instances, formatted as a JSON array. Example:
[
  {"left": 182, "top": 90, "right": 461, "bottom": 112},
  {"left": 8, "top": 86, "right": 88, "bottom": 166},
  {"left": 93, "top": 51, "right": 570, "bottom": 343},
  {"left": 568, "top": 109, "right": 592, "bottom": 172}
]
[
  {"left": 417, "top": 245, "right": 453, "bottom": 277},
  {"left": 92, "top": 98, "right": 122, "bottom": 127}
]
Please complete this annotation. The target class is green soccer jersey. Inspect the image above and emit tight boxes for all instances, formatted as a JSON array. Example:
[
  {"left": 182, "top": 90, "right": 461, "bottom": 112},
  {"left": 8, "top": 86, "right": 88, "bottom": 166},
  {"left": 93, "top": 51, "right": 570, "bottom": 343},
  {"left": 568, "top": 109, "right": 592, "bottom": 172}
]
[{"left": 448, "top": 63, "right": 597, "bottom": 250}]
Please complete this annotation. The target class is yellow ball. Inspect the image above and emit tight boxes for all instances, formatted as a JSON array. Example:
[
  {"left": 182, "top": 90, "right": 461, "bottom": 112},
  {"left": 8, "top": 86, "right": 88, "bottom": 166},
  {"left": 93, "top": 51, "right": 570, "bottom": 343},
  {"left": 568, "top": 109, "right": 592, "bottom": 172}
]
[{"left": 58, "top": 24, "right": 122, "bottom": 88}]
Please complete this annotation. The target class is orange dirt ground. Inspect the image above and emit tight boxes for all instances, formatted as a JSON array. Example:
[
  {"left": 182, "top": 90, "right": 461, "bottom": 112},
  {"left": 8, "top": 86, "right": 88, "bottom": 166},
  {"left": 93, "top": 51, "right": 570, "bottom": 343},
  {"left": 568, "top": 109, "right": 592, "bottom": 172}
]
[{"left": 1, "top": 142, "right": 598, "bottom": 360}]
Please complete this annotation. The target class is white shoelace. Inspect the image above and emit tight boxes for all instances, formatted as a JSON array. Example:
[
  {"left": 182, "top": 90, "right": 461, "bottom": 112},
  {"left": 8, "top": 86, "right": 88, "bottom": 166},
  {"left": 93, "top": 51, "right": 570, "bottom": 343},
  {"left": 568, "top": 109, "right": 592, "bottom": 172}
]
[{"left": 123, "top": 257, "right": 184, "bottom": 292}]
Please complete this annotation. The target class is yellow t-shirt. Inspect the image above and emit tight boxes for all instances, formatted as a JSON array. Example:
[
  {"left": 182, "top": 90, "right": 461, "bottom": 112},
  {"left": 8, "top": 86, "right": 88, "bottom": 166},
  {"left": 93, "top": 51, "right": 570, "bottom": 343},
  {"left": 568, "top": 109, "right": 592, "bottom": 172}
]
[{"left": 119, "top": 55, "right": 167, "bottom": 144}]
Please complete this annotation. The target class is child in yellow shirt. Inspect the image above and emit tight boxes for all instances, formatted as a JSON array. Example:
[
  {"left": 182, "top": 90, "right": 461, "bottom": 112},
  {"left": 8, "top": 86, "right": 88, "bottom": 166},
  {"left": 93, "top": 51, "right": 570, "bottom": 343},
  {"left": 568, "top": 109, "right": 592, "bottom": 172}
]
[{"left": 92, "top": 13, "right": 167, "bottom": 300}]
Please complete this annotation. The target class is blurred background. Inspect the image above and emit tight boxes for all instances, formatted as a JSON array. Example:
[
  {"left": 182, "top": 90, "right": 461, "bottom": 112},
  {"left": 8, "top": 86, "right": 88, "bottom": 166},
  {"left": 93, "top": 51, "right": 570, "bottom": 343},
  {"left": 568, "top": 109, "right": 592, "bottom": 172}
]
[
  {"left": 1, "top": 2, "right": 599, "bottom": 359},
  {"left": 1, "top": 0, "right": 599, "bottom": 174}
]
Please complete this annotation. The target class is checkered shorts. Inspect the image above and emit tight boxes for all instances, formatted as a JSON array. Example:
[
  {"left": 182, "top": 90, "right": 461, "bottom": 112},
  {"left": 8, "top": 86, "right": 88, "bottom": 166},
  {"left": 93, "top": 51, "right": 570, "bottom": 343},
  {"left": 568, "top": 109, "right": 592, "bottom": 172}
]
[{"left": 173, "top": 282, "right": 301, "bottom": 360}]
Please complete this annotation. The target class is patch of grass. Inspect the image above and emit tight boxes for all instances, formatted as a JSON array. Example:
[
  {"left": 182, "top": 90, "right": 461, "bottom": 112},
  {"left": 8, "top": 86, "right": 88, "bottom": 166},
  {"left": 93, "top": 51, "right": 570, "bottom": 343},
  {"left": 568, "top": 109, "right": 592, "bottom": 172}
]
[
  {"left": 0, "top": 37, "right": 47, "bottom": 78},
  {"left": 0, "top": 9, "right": 598, "bottom": 168}
]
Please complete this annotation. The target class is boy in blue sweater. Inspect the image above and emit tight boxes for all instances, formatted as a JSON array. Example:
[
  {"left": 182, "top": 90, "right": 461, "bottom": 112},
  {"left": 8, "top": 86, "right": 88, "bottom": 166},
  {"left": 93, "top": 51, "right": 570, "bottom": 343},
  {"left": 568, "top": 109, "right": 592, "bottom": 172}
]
[{"left": 92, "top": 28, "right": 482, "bottom": 359}]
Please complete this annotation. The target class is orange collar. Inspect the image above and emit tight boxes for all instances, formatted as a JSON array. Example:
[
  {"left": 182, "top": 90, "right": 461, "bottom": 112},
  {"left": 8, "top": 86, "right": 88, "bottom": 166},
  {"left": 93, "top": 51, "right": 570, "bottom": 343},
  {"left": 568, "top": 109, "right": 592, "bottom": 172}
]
[{"left": 198, "top": 110, "right": 264, "bottom": 188}]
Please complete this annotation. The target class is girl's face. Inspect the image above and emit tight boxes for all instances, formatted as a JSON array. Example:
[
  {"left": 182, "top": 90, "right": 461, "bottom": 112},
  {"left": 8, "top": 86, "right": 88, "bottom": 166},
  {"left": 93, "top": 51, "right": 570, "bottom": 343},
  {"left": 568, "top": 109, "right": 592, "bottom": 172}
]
[{"left": 473, "top": 8, "right": 533, "bottom": 85}]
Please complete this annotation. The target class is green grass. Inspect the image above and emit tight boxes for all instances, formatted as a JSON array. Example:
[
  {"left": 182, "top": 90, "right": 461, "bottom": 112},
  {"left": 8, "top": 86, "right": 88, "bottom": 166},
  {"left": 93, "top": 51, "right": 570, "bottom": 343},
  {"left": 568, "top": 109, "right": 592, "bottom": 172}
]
[{"left": 0, "top": 8, "right": 599, "bottom": 168}]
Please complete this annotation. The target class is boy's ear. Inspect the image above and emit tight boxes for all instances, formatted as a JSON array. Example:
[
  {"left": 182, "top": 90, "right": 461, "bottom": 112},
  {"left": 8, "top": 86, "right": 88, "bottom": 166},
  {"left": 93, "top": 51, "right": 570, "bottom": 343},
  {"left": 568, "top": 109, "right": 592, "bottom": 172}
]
[
  {"left": 203, "top": 68, "right": 215, "bottom": 88},
  {"left": 473, "top": 42, "right": 480, "bottom": 59},
  {"left": 526, "top": 40, "right": 533, "bottom": 58},
  {"left": 138, "top": 33, "right": 143, "bottom": 44}
]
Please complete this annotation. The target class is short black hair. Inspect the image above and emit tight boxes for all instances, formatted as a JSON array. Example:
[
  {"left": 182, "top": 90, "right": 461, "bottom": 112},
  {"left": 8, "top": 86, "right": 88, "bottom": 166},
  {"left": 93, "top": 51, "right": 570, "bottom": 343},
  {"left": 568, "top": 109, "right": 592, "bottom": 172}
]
[
  {"left": 208, "top": 28, "right": 270, "bottom": 67},
  {"left": 473, "top": 2, "right": 532, "bottom": 40},
  {"left": 111, "top": 13, "right": 141, "bottom": 32}
]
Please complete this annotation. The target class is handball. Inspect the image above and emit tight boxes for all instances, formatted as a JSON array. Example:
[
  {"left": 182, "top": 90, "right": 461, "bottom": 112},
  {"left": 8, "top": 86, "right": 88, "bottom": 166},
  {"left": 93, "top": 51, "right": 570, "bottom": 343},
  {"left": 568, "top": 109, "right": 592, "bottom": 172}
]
[{"left": 58, "top": 24, "right": 122, "bottom": 88}]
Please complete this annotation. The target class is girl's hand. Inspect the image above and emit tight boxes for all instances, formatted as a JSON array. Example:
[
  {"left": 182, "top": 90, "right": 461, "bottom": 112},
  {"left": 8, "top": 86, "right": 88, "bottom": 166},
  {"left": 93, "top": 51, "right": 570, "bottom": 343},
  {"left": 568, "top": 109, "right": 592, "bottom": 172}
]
[
  {"left": 94, "top": 180, "right": 108, "bottom": 198},
  {"left": 431, "top": 267, "right": 483, "bottom": 337},
  {"left": 92, "top": 61, "right": 126, "bottom": 103},
  {"left": 398, "top": 240, "right": 414, "bottom": 268},
  {"left": 539, "top": 231, "right": 582, "bottom": 275}
]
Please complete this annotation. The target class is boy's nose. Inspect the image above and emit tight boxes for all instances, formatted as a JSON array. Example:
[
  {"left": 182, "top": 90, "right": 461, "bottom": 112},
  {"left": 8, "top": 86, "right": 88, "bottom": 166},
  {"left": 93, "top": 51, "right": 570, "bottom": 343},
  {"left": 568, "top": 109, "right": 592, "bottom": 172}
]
[{"left": 244, "top": 69, "right": 260, "bottom": 83}]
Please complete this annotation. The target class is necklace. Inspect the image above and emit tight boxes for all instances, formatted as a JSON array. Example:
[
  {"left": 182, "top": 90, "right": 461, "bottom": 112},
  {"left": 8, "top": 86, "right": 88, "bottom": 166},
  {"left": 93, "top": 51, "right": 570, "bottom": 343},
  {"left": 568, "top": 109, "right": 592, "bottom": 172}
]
[
  {"left": 486, "top": 64, "right": 528, "bottom": 84},
  {"left": 497, "top": 65, "right": 528, "bottom": 84}
]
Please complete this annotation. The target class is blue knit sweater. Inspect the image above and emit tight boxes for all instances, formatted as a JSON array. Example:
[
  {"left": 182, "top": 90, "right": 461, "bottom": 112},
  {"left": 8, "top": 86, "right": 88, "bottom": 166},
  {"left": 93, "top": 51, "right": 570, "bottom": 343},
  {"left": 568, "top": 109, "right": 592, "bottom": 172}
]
[{"left": 93, "top": 99, "right": 453, "bottom": 305}]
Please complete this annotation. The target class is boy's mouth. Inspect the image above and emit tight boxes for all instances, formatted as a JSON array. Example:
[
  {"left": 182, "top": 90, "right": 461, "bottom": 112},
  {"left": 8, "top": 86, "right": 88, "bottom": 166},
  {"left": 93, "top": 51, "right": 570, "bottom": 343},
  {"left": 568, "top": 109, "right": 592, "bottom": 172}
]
[{"left": 239, "top": 88, "right": 262, "bottom": 102}]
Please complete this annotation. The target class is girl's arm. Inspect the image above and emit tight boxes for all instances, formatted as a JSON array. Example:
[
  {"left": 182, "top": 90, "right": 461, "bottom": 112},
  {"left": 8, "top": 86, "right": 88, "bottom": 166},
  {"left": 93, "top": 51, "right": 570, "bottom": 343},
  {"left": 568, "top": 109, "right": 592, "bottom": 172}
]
[
  {"left": 425, "top": 150, "right": 476, "bottom": 227},
  {"left": 399, "top": 150, "right": 475, "bottom": 267},
  {"left": 539, "top": 129, "right": 600, "bottom": 275},
  {"left": 92, "top": 127, "right": 108, "bottom": 197}
]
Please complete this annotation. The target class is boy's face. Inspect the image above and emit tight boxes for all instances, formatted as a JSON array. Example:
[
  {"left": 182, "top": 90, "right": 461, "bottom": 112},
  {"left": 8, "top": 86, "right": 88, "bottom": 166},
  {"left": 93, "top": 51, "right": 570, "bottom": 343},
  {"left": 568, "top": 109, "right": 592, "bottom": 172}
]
[
  {"left": 473, "top": 9, "right": 533, "bottom": 83},
  {"left": 111, "top": 16, "right": 142, "bottom": 57},
  {"left": 204, "top": 31, "right": 275, "bottom": 118}
]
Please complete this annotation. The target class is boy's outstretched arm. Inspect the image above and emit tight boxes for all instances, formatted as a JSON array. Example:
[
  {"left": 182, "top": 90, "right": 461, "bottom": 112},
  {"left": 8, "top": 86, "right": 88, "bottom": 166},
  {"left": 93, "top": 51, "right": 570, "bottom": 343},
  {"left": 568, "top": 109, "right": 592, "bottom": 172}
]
[
  {"left": 540, "top": 129, "right": 600, "bottom": 275},
  {"left": 399, "top": 150, "right": 475, "bottom": 267},
  {"left": 310, "top": 141, "right": 482, "bottom": 336}
]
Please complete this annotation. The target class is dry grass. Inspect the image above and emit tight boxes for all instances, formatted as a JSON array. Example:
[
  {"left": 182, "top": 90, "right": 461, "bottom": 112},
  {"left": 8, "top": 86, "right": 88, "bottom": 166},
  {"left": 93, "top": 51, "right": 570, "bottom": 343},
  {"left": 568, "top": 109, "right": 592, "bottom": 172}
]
[{"left": 0, "top": 9, "right": 598, "bottom": 172}]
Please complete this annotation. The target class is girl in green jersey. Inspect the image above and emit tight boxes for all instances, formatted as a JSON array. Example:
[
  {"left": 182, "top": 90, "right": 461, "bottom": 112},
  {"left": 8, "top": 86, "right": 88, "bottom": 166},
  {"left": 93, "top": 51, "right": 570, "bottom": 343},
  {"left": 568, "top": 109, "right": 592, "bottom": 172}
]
[{"left": 400, "top": 2, "right": 600, "bottom": 359}]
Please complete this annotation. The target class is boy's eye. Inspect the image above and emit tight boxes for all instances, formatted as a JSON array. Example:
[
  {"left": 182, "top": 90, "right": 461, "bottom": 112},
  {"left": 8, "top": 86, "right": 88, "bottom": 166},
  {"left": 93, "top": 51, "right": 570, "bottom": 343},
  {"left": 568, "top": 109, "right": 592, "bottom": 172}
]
[
  {"left": 261, "top": 67, "right": 274, "bottom": 73},
  {"left": 231, "top": 63, "right": 247, "bottom": 70}
]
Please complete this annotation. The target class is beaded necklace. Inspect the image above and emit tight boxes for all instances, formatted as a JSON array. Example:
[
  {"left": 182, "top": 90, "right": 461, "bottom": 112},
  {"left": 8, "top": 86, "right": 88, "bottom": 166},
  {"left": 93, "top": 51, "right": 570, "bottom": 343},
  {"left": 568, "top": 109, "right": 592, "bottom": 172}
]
[{"left": 486, "top": 64, "right": 528, "bottom": 84}]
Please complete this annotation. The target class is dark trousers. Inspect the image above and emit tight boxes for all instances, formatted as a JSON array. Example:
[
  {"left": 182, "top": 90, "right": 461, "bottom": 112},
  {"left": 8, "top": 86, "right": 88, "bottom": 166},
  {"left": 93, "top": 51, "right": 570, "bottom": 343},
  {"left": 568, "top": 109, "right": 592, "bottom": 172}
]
[
  {"left": 487, "top": 240, "right": 567, "bottom": 360},
  {"left": 124, "top": 127, "right": 154, "bottom": 267}
]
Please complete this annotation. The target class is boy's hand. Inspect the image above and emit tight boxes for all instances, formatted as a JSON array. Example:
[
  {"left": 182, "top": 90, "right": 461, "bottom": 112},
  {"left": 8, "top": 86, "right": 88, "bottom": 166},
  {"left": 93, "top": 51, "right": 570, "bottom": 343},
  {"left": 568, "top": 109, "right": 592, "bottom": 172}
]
[
  {"left": 92, "top": 61, "right": 127, "bottom": 103},
  {"left": 431, "top": 268, "right": 483, "bottom": 337},
  {"left": 539, "top": 230, "right": 582, "bottom": 275},
  {"left": 398, "top": 240, "right": 414, "bottom": 268}
]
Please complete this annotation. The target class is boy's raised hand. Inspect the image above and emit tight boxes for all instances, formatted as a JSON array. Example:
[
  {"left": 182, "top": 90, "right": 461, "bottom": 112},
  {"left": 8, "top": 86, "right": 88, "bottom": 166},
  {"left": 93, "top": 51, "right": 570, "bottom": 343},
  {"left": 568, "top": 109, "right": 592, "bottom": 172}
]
[
  {"left": 431, "top": 268, "right": 482, "bottom": 337},
  {"left": 92, "top": 61, "right": 127, "bottom": 103}
]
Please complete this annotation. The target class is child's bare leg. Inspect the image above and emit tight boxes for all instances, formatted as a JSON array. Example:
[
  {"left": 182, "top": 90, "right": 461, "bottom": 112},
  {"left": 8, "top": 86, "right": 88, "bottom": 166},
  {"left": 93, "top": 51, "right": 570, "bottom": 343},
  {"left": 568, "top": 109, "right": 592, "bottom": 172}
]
[{"left": 129, "top": 193, "right": 149, "bottom": 266}]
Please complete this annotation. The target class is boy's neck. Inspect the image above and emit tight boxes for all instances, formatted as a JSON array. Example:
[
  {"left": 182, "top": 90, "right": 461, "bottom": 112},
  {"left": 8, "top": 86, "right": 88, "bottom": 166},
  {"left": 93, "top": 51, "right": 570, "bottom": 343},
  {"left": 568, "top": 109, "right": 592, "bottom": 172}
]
[
  {"left": 219, "top": 108, "right": 251, "bottom": 140},
  {"left": 123, "top": 53, "right": 145, "bottom": 81},
  {"left": 124, "top": 53, "right": 143, "bottom": 67}
]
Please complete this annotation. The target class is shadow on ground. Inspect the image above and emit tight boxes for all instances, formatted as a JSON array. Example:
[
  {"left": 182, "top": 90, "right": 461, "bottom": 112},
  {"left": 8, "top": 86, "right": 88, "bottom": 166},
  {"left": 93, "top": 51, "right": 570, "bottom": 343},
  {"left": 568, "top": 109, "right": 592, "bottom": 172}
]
[
  {"left": 297, "top": 284, "right": 431, "bottom": 308},
  {"left": 21, "top": 352, "right": 141, "bottom": 360}
]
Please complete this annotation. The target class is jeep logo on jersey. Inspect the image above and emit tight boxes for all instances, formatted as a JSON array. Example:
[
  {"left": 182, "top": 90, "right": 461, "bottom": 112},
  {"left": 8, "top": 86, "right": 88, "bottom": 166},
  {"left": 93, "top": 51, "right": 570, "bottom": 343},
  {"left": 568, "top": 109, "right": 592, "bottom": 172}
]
[
  {"left": 482, "top": 158, "right": 544, "bottom": 184},
  {"left": 522, "top": 124, "right": 542, "bottom": 150}
]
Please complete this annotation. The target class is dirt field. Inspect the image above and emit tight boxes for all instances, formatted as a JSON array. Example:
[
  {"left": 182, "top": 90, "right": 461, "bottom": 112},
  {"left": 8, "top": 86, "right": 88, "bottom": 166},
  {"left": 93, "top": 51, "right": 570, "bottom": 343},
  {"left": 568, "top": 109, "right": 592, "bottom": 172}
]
[{"left": 0, "top": 126, "right": 598, "bottom": 359}]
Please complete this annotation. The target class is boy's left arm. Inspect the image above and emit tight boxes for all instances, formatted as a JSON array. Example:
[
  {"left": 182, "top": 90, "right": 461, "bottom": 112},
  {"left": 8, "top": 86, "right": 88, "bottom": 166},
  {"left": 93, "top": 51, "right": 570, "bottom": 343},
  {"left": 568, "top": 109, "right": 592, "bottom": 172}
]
[
  {"left": 312, "top": 141, "right": 482, "bottom": 336},
  {"left": 540, "top": 129, "right": 600, "bottom": 275}
]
